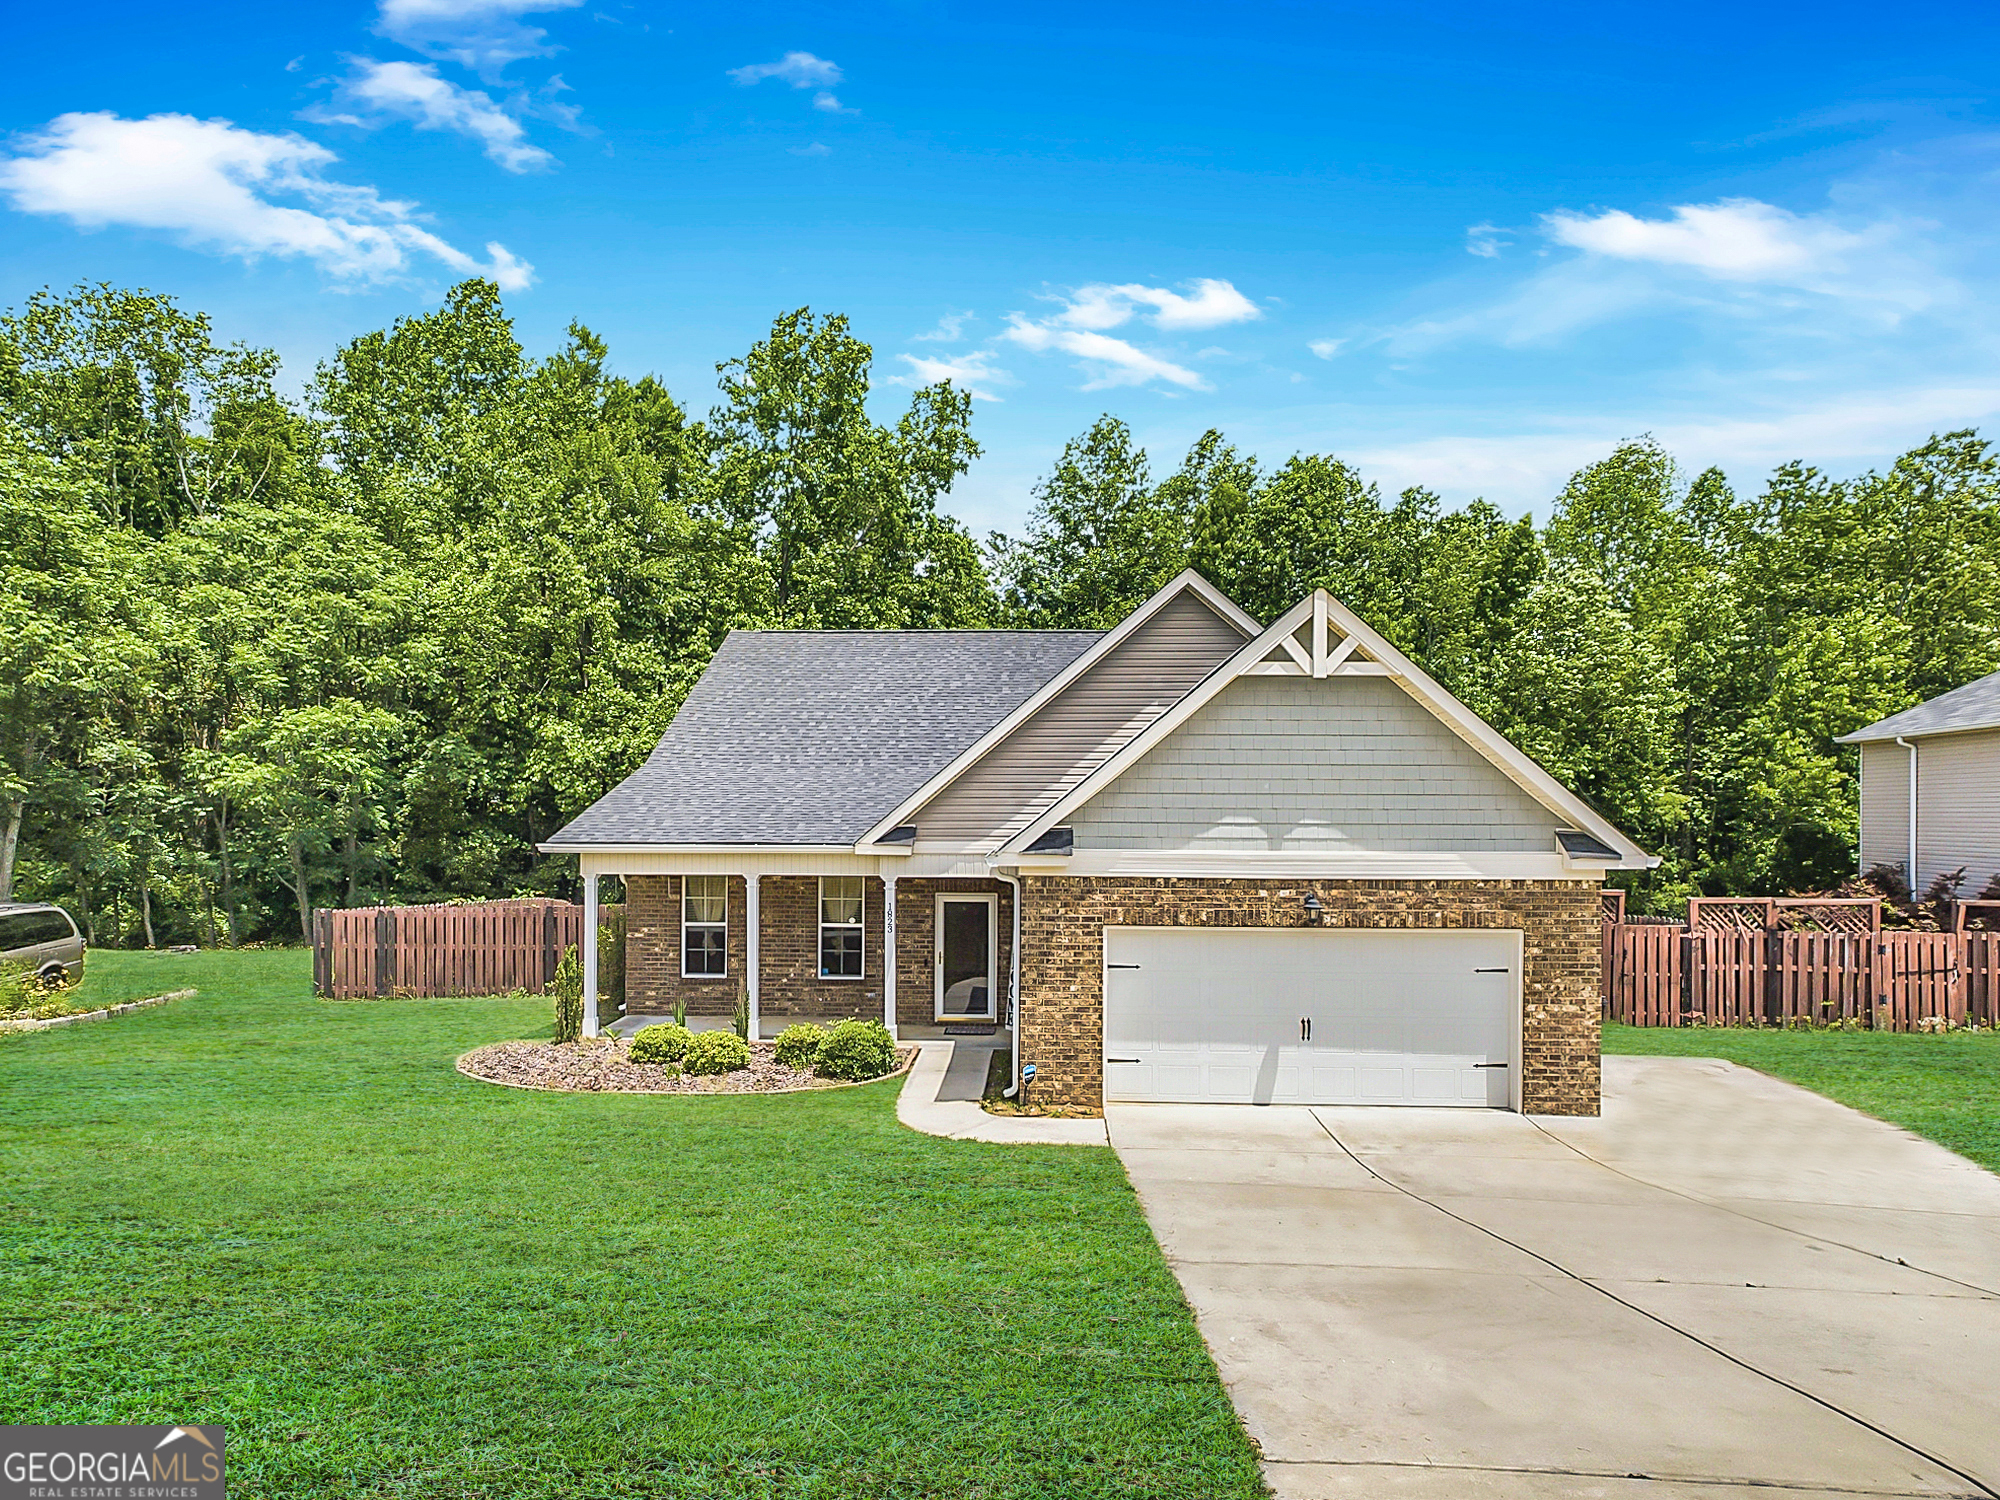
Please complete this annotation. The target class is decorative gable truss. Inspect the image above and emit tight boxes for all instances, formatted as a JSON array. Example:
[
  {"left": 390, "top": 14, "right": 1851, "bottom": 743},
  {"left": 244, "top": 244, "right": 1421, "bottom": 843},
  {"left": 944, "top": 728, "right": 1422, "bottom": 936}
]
[{"left": 998, "top": 587, "right": 1658, "bottom": 875}]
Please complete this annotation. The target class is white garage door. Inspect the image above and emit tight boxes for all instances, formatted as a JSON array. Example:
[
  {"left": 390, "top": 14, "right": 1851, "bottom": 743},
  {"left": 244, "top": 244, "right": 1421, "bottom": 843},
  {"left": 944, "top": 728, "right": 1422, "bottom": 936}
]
[{"left": 1103, "top": 927, "right": 1518, "bottom": 1108}]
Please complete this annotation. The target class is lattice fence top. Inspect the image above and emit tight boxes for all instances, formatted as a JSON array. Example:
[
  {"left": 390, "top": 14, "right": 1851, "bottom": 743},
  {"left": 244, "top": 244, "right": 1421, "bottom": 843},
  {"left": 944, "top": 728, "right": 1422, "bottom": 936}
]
[{"left": 1686, "top": 896, "right": 1880, "bottom": 935}]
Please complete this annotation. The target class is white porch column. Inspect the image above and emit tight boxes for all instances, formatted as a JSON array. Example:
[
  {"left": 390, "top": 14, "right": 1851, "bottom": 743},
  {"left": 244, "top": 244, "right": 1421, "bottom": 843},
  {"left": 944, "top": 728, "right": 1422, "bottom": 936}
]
[
  {"left": 745, "top": 873, "right": 761, "bottom": 1040},
  {"left": 882, "top": 875, "right": 898, "bottom": 1040},
  {"left": 581, "top": 870, "right": 600, "bottom": 1039}
]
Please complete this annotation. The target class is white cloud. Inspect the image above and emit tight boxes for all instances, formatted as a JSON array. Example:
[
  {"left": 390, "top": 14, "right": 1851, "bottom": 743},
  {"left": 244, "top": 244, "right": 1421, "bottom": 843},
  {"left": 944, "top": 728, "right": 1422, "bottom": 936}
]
[
  {"left": 1001, "top": 319, "right": 1206, "bottom": 390},
  {"left": 811, "top": 91, "right": 851, "bottom": 114},
  {"left": 323, "top": 60, "right": 552, "bottom": 171},
  {"left": 1543, "top": 198, "right": 1865, "bottom": 281},
  {"left": 915, "top": 311, "right": 971, "bottom": 343},
  {"left": 789, "top": 141, "right": 831, "bottom": 158},
  {"left": 1465, "top": 222, "right": 1508, "bottom": 258},
  {"left": 997, "top": 277, "right": 1254, "bottom": 390},
  {"left": 1050, "top": 277, "right": 1261, "bottom": 332},
  {"left": 1308, "top": 338, "right": 1344, "bottom": 359},
  {"left": 729, "top": 51, "right": 841, "bottom": 88},
  {"left": 375, "top": 0, "right": 583, "bottom": 76},
  {"left": 0, "top": 111, "right": 532, "bottom": 290},
  {"left": 892, "top": 349, "right": 1011, "bottom": 401}
]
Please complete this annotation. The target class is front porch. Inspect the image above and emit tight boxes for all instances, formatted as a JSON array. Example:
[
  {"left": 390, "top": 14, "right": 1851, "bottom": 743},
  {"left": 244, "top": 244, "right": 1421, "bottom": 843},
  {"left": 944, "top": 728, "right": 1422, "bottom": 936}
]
[{"left": 573, "top": 867, "right": 1018, "bottom": 1047}]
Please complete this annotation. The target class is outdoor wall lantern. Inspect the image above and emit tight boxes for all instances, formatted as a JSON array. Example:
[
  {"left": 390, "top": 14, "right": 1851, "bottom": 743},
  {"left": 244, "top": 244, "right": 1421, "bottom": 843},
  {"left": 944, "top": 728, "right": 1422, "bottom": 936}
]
[{"left": 1303, "top": 892, "right": 1325, "bottom": 925}]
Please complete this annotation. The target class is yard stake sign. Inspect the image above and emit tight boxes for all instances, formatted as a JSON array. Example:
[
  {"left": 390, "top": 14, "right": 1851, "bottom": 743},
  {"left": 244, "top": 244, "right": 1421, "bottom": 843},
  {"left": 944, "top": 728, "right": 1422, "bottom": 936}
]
[{"left": 2, "top": 1424, "right": 223, "bottom": 1499}]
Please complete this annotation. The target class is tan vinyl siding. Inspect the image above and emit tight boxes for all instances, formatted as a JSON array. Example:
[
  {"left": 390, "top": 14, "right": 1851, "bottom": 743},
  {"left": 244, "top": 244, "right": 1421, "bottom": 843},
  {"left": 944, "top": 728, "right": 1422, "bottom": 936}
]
[
  {"left": 1070, "top": 674, "right": 1562, "bottom": 853},
  {"left": 1914, "top": 729, "right": 2000, "bottom": 896},
  {"left": 912, "top": 590, "right": 1251, "bottom": 850},
  {"left": 1857, "top": 739, "right": 1911, "bottom": 881}
]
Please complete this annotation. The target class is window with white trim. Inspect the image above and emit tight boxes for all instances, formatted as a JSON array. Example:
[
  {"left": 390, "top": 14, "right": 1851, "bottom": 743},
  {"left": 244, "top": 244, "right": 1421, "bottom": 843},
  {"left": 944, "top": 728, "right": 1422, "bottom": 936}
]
[
  {"left": 819, "top": 876, "right": 864, "bottom": 979},
  {"left": 682, "top": 876, "right": 728, "bottom": 977}
]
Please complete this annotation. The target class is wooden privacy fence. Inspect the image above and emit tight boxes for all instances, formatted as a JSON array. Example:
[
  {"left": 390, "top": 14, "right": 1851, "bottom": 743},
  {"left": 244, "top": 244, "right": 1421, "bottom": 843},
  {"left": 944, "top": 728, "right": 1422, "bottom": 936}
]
[
  {"left": 1603, "top": 894, "right": 2000, "bottom": 1030},
  {"left": 313, "top": 899, "right": 595, "bottom": 1000}
]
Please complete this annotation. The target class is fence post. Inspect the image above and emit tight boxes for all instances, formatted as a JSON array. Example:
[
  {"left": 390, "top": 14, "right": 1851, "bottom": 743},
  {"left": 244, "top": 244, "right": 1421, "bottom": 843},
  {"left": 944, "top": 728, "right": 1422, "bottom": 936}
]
[
  {"left": 544, "top": 903, "right": 558, "bottom": 992},
  {"left": 374, "top": 907, "right": 393, "bottom": 999}
]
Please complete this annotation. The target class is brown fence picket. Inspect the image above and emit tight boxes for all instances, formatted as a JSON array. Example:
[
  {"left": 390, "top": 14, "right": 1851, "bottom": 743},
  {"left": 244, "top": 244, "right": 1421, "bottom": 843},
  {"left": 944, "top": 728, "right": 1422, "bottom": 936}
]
[{"left": 307, "top": 899, "right": 591, "bottom": 1000}]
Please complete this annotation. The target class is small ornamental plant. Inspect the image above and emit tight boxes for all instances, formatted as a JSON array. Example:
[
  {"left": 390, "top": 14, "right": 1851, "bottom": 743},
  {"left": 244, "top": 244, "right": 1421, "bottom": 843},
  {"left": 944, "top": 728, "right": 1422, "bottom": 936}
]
[
  {"left": 683, "top": 1029, "right": 751, "bottom": 1076},
  {"left": 814, "top": 1019, "right": 898, "bottom": 1081},
  {"left": 551, "top": 946, "right": 583, "bottom": 1044},
  {"left": 772, "top": 1023, "right": 827, "bottom": 1069},
  {"left": 628, "top": 1023, "right": 692, "bottom": 1065}
]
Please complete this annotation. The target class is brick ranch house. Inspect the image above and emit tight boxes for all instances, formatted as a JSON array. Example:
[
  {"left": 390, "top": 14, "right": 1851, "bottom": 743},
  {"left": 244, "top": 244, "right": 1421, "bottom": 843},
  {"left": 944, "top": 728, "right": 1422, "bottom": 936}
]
[{"left": 540, "top": 571, "right": 1654, "bottom": 1115}]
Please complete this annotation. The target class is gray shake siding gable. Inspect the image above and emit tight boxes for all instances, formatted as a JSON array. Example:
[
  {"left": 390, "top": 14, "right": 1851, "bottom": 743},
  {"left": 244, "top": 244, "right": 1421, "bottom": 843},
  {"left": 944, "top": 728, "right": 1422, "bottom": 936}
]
[
  {"left": 908, "top": 589, "right": 1250, "bottom": 850},
  {"left": 1070, "top": 674, "right": 1563, "bottom": 852}
]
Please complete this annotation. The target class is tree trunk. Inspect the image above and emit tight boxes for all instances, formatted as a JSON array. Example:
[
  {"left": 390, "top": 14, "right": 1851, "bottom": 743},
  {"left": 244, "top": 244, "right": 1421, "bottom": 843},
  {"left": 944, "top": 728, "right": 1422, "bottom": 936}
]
[
  {"left": 0, "top": 798, "right": 22, "bottom": 904},
  {"left": 288, "top": 836, "right": 312, "bottom": 942},
  {"left": 216, "top": 802, "right": 239, "bottom": 947},
  {"left": 140, "top": 876, "right": 156, "bottom": 949},
  {"left": 344, "top": 818, "right": 359, "bottom": 906}
]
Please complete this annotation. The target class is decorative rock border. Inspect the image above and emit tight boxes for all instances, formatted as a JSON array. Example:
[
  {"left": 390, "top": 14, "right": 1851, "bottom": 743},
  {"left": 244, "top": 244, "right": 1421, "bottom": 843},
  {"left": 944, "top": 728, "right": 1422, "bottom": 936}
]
[
  {"left": 0, "top": 989, "right": 195, "bottom": 1033},
  {"left": 455, "top": 1036, "right": 917, "bottom": 1095}
]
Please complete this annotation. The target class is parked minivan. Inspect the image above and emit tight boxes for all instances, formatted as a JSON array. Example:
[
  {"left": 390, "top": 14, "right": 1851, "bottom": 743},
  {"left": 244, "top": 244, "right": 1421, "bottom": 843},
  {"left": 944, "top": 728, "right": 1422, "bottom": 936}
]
[{"left": 0, "top": 903, "right": 86, "bottom": 985}]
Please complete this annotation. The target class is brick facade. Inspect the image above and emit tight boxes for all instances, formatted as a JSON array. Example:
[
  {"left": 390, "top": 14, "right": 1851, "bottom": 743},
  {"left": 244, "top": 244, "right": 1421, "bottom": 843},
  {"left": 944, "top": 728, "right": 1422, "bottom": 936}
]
[
  {"left": 623, "top": 874, "right": 1015, "bottom": 1030},
  {"left": 1016, "top": 877, "right": 1603, "bottom": 1116}
]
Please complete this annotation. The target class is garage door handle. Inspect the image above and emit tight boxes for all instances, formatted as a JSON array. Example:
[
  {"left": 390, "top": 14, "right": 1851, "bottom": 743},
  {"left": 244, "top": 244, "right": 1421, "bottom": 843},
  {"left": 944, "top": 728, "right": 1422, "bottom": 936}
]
[
  {"left": 1475, "top": 1062, "right": 1509, "bottom": 1069},
  {"left": 1108, "top": 963, "right": 1142, "bottom": 970},
  {"left": 1474, "top": 967, "right": 1510, "bottom": 974},
  {"left": 1107, "top": 1057, "right": 1142, "bottom": 1064}
]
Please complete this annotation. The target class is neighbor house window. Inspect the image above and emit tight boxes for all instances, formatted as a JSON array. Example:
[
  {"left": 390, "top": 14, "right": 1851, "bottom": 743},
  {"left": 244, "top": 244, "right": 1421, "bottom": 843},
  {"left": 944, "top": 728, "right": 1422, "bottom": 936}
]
[
  {"left": 682, "top": 876, "right": 728, "bottom": 977},
  {"left": 819, "top": 876, "right": 864, "bottom": 979}
]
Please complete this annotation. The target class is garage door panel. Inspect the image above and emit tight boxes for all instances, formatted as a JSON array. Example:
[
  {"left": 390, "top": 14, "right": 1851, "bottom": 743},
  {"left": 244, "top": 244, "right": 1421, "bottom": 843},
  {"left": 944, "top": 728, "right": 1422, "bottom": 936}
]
[{"left": 1104, "top": 928, "right": 1517, "bottom": 1109}]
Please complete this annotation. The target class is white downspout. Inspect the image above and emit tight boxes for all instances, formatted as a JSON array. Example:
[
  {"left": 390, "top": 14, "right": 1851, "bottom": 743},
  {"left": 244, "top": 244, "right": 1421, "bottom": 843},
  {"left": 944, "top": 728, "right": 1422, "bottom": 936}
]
[
  {"left": 997, "top": 871, "right": 1023, "bottom": 1097},
  {"left": 1895, "top": 736, "right": 1919, "bottom": 896},
  {"left": 745, "top": 873, "right": 761, "bottom": 1040}
]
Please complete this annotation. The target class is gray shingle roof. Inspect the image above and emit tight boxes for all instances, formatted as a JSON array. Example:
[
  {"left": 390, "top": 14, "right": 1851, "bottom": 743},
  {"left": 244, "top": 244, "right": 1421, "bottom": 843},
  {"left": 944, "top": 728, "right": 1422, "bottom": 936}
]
[
  {"left": 1836, "top": 668, "right": 2000, "bottom": 744},
  {"left": 544, "top": 628, "right": 1103, "bottom": 847}
]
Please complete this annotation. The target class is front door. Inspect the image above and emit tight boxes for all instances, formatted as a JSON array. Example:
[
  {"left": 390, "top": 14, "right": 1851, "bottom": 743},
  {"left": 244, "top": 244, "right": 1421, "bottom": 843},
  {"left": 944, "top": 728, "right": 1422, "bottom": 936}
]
[{"left": 935, "top": 894, "right": 998, "bottom": 1021}]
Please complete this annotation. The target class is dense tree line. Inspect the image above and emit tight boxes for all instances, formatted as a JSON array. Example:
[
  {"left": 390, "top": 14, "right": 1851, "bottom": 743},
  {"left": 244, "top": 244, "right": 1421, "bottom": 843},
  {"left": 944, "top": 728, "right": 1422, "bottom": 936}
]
[{"left": 3, "top": 280, "right": 1996, "bottom": 943}]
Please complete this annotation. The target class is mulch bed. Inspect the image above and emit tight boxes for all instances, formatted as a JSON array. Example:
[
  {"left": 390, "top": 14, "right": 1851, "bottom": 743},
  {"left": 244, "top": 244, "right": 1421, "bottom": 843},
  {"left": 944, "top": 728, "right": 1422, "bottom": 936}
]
[{"left": 457, "top": 1036, "right": 915, "bottom": 1095}]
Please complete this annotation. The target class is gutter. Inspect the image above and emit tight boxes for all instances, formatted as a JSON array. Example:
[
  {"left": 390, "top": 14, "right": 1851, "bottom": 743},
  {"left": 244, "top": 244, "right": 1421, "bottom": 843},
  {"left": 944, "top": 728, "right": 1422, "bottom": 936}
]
[
  {"left": 1895, "top": 736, "right": 1919, "bottom": 893},
  {"left": 995, "top": 871, "right": 1023, "bottom": 1098}
]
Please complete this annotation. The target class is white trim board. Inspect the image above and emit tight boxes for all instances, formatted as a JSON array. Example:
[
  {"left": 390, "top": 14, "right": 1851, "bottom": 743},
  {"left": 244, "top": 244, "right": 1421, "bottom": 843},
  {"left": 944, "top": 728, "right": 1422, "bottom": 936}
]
[
  {"left": 992, "top": 851, "right": 1606, "bottom": 881},
  {"left": 1000, "top": 587, "right": 1656, "bottom": 870},
  {"left": 853, "top": 570, "right": 1258, "bottom": 848}
]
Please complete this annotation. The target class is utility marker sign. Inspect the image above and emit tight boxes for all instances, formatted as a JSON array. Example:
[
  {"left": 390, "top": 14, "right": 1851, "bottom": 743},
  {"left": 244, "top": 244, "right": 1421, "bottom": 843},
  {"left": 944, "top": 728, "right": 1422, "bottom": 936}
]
[{"left": 2, "top": 1425, "right": 224, "bottom": 1499}]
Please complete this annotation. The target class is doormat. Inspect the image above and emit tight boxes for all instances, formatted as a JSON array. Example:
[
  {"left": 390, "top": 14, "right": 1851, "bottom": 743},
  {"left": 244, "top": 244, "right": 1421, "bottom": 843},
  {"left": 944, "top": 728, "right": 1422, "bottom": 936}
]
[{"left": 942, "top": 1025, "right": 998, "bottom": 1036}]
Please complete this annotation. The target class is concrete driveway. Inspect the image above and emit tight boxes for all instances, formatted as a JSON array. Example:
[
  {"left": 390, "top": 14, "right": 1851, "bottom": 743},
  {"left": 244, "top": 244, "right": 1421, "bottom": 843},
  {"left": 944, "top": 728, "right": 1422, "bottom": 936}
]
[{"left": 1109, "top": 1055, "right": 2000, "bottom": 1499}]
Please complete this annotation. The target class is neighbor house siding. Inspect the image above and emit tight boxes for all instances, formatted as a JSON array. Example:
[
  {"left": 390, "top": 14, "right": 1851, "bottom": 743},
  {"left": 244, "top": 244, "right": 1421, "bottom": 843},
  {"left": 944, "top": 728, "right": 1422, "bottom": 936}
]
[
  {"left": 910, "top": 590, "right": 1250, "bottom": 851},
  {"left": 1857, "top": 739, "right": 1912, "bottom": 884},
  {"left": 1069, "top": 674, "right": 1563, "bottom": 852},
  {"left": 1857, "top": 731, "right": 2000, "bottom": 897},
  {"left": 1016, "top": 877, "right": 1602, "bottom": 1116}
]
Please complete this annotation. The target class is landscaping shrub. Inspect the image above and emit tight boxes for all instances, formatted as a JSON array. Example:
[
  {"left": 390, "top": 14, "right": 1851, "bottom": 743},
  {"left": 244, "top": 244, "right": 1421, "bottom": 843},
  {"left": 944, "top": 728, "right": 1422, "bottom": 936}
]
[
  {"left": 552, "top": 945, "right": 583, "bottom": 1044},
  {"left": 815, "top": 1019, "right": 898, "bottom": 1081},
  {"left": 628, "top": 1023, "right": 692, "bottom": 1065},
  {"left": 683, "top": 1029, "right": 751, "bottom": 1075},
  {"left": 773, "top": 1023, "right": 826, "bottom": 1069}
]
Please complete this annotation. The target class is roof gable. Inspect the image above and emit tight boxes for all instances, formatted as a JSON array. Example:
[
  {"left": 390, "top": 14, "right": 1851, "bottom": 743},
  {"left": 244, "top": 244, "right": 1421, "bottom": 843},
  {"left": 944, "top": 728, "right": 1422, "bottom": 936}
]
[
  {"left": 542, "top": 628, "right": 1100, "bottom": 849},
  {"left": 1837, "top": 668, "right": 2000, "bottom": 744},
  {"left": 1004, "top": 588, "right": 1656, "bottom": 869},
  {"left": 857, "top": 571, "right": 1258, "bottom": 848}
]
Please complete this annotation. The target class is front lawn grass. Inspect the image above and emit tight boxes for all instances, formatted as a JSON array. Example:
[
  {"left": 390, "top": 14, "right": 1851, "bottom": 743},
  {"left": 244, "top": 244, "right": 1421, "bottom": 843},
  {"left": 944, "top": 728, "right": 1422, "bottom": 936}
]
[
  {"left": 1604, "top": 1021, "right": 2000, "bottom": 1175},
  {"left": 0, "top": 949, "right": 1263, "bottom": 1499}
]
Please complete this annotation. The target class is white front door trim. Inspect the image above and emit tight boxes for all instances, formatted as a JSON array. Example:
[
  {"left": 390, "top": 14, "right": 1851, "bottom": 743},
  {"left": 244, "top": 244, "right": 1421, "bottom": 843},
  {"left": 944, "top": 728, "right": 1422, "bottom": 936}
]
[{"left": 935, "top": 893, "right": 999, "bottom": 1022}]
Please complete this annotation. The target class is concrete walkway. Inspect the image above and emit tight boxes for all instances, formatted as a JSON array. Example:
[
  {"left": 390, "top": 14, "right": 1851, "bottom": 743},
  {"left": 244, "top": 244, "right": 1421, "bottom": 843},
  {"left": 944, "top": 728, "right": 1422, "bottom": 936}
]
[
  {"left": 897, "top": 1039, "right": 1109, "bottom": 1145},
  {"left": 1110, "top": 1055, "right": 2000, "bottom": 1499}
]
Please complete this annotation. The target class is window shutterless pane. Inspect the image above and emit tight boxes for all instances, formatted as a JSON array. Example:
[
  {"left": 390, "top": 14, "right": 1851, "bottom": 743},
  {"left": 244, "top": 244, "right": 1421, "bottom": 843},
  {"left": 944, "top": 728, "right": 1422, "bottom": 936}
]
[
  {"left": 685, "top": 927, "right": 727, "bottom": 975},
  {"left": 26, "top": 912, "right": 75, "bottom": 944},
  {"left": 820, "top": 876, "right": 864, "bottom": 926},
  {"left": 0, "top": 914, "right": 32, "bottom": 949},
  {"left": 684, "top": 876, "right": 728, "bottom": 925},
  {"left": 820, "top": 928, "right": 863, "bottom": 978}
]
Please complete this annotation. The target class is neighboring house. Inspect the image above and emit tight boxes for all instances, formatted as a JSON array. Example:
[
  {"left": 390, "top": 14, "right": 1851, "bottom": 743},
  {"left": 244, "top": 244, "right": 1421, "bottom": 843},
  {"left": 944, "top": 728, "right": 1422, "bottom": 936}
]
[
  {"left": 541, "top": 572, "right": 1654, "bottom": 1115},
  {"left": 1837, "top": 668, "right": 2000, "bottom": 898}
]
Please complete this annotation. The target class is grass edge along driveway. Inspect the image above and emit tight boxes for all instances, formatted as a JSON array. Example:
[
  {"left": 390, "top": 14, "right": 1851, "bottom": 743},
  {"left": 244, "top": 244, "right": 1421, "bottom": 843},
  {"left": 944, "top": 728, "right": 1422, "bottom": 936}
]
[
  {"left": 0, "top": 950, "right": 1266, "bottom": 1500},
  {"left": 1605, "top": 1021, "right": 2000, "bottom": 1176}
]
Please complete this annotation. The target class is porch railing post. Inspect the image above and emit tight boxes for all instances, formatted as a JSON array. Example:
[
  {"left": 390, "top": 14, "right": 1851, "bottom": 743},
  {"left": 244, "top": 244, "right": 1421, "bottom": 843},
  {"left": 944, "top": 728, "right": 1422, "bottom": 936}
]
[
  {"left": 882, "top": 874, "right": 898, "bottom": 1040},
  {"left": 582, "top": 871, "right": 600, "bottom": 1039},
  {"left": 745, "top": 873, "right": 761, "bottom": 1042}
]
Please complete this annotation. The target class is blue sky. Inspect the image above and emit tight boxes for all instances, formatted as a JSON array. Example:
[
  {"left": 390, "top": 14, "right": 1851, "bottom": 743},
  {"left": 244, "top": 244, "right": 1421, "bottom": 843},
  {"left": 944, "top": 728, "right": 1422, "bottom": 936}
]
[{"left": 5, "top": 1, "right": 1999, "bottom": 534}]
